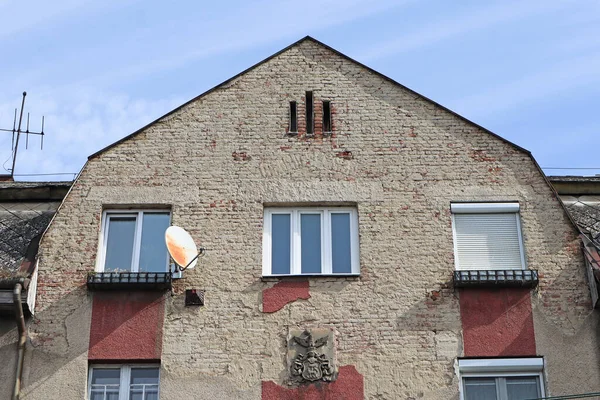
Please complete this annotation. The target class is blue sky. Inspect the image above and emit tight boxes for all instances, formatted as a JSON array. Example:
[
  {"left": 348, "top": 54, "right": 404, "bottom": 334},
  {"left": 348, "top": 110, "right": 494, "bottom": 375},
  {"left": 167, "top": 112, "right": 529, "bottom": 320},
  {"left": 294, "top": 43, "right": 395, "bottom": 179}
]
[{"left": 0, "top": 0, "right": 598, "bottom": 180}]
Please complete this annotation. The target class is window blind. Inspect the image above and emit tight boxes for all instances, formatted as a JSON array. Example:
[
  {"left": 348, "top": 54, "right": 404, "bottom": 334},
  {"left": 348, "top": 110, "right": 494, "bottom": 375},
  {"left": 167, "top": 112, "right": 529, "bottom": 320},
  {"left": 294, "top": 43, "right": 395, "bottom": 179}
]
[{"left": 453, "top": 212, "right": 525, "bottom": 270}]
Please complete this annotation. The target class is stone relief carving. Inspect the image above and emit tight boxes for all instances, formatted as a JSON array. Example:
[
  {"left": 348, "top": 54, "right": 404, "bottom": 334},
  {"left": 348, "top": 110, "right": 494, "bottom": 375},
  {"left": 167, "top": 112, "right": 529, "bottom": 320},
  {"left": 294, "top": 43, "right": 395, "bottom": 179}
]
[{"left": 288, "top": 329, "right": 336, "bottom": 384}]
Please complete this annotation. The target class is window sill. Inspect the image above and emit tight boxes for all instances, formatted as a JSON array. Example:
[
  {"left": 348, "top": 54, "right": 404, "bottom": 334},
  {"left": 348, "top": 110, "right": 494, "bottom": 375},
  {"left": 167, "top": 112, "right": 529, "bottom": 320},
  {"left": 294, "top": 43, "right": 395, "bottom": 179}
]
[
  {"left": 261, "top": 273, "right": 360, "bottom": 282},
  {"left": 453, "top": 269, "right": 538, "bottom": 288},
  {"left": 87, "top": 272, "right": 172, "bottom": 291}
]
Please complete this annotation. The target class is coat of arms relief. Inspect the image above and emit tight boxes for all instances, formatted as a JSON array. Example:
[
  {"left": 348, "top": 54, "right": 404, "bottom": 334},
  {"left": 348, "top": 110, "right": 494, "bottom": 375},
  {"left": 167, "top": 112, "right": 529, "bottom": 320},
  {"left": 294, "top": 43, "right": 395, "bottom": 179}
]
[{"left": 288, "top": 329, "right": 336, "bottom": 384}]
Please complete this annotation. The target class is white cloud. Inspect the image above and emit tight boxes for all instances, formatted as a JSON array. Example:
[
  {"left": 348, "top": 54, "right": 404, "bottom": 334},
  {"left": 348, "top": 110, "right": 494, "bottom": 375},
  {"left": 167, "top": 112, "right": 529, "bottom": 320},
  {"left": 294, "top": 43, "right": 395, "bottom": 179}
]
[
  {"left": 0, "top": 88, "right": 184, "bottom": 181},
  {"left": 449, "top": 52, "right": 600, "bottom": 118},
  {"left": 358, "top": 0, "right": 572, "bottom": 61},
  {"left": 73, "top": 0, "right": 413, "bottom": 87}
]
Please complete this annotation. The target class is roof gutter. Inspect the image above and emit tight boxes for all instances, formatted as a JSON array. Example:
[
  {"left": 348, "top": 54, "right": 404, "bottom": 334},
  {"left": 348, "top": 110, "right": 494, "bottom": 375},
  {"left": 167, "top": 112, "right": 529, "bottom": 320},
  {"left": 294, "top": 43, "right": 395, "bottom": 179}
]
[{"left": 12, "top": 280, "right": 26, "bottom": 400}]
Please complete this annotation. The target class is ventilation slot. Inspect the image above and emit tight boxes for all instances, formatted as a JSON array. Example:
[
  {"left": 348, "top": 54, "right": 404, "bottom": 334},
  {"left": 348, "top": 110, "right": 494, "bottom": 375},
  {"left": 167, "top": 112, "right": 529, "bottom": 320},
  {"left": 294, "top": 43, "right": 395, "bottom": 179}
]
[
  {"left": 306, "top": 91, "right": 313, "bottom": 135},
  {"left": 289, "top": 101, "right": 297, "bottom": 133},
  {"left": 323, "top": 101, "right": 331, "bottom": 133}
]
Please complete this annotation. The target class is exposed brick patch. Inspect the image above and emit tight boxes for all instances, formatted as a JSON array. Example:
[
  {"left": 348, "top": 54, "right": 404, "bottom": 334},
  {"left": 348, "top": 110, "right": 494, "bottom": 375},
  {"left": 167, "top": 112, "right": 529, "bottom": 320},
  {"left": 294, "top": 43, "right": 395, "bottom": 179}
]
[
  {"left": 232, "top": 151, "right": 252, "bottom": 161},
  {"left": 262, "top": 280, "right": 310, "bottom": 313},
  {"left": 314, "top": 99, "right": 323, "bottom": 137},
  {"left": 330, "top": 103, "right": 337, "bottom": 133},
  {"left": 460, "top": 288, "right": 536, "bottom": 357},
  {"left": 261, "top": 365, "right": 364, "bottom": 400},
  {"left": 429, "top": 290, "right": 441, "bottom": 301},
  {"left": 470, "top": 149, "right": 497, "bottom": 162},
  {"left": 335, "top": 151, "right": 353, "bottom": 160}
]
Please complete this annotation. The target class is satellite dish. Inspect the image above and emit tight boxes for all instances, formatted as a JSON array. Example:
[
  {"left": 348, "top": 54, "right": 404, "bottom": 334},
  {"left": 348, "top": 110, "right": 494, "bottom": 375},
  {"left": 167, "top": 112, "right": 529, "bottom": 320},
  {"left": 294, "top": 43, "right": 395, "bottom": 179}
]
[{"left": 165, "top": 226, "right": 203, "bottom": 271}]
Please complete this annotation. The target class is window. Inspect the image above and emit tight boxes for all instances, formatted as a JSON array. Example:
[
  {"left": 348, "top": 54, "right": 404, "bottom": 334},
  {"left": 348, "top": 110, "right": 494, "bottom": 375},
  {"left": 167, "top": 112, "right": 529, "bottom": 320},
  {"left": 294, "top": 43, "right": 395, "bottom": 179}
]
[
  {"left": 305, "top": 91, "right": 314, "bottom": 135},
  {"left": 459, "top": 358, "right": 545, "bottom": 400},
  {"left": 99, "top": 210, "right": 171, "bottom": 273},
  {"left": 451, "top": 203, "right": 526, "bottom": 270},
  {"left": 262, "top": 207, "right": 359, "bottom": 276},
  {"left": 88, "top": 365, "right": 159, "bottom": 400},
  {"left": 289, "top": 101, "right": 298, "bottom": 133},
  {"left": 322, "top": 101, "right": 331, "bottom": 133}
]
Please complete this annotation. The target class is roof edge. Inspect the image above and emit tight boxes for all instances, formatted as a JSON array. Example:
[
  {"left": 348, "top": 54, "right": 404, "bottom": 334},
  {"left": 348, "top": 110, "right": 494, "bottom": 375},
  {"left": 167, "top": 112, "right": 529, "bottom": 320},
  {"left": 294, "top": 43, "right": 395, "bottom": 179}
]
[
  {"left": 88, "top": 36, "right": 315, "bottom": 160},
  {"left": 89, "top": 35, "right": 531, "bottom": 160},
  {"left": 303, "top": 37, "right": 531, "bottom": 155}
]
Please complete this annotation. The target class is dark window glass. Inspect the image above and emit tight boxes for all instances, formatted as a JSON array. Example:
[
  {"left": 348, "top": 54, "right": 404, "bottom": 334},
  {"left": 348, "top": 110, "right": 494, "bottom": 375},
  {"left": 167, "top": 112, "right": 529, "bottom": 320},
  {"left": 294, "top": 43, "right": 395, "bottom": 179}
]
[
  {"left": 331, "top": 213, "right": 352, "bottom": 273},
  {"left": 305, "top": 91, "right": 313, "bottom": 134},
  {"left": 506, "top": 377, "right": 540, "bottom": 400},
  {"left": 105, "top": 217, "right": 136, "bottom": 271},
  {"left": 130, "top": 368, "right": 159, "bottom": 400},
  {"left": 90, "top": 368, "right": 121, "bottom": 400},
  {"left": 323, "top": 101, "right": 331, "bottom": 132},
  {"left": 290, "top": 101, "right": 297, "bottom": 132},
  {"left": 301, "top": 213, "right": 321, "bottom": 273},
  {"left": 139, "top": 213, "right": 170, "bottom": 272},
  {"left": 464, "top": 377, "right": 498, "bottom": 400},
  {"left": 271, "top": 214, "right": 291, "bottom": 274}
]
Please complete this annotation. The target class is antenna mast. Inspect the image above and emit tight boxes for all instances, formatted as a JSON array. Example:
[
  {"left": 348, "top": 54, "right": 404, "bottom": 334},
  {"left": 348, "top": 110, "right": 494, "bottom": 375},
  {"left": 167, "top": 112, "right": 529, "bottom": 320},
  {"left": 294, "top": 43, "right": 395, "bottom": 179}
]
[{"left": 0, "top": 92, "right": 45, "bottom": 179}]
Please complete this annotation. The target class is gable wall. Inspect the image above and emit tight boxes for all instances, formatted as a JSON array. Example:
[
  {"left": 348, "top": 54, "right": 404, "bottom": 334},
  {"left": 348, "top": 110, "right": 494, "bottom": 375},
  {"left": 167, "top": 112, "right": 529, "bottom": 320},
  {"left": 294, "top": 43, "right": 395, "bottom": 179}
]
[{"left": 16, "top": 39, "right": 598, "bottom": 399}]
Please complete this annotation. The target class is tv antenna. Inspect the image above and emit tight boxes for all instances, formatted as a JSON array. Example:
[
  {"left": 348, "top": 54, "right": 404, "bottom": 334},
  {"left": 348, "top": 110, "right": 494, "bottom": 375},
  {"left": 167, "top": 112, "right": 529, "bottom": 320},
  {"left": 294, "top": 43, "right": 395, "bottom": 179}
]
[
  {"left": 0, "top": 92, "right": 45, "bottom": 178},
  {"left": 165, "top": 226, "right": 205, "bottom": 272}
]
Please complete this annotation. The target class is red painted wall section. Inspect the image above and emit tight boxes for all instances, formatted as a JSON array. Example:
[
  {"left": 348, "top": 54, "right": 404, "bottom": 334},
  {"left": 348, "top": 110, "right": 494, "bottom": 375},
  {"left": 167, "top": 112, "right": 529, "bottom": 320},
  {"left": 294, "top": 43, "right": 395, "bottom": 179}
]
[
  {"left": 263, "top": 280, "right": 310, "bottom": 313},
  {"left": 88, "top": 291, "right": 165, "bottom": 361},
  {"left": 460, "top": 288, "right": 536, "bottom": 357},
  {"left": 262, "top": 365, "right": 364, "bottom": 400}
]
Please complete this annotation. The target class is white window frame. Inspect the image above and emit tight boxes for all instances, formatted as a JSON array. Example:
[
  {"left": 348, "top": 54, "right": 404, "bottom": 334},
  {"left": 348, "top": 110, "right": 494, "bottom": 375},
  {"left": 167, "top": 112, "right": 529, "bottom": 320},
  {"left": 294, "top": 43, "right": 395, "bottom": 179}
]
[
  {"left": 96, "top": 210, "right": 171, "bottom": 273},
  {"left": 451, "top": 202, "right": 527, "bottom": 271},
  {"left": 262, "top": 207, "right": 360, "bottom": 276},
  {"left": 458, "top": 358, "right": 545, "bottom": 400},
  {"left": 88, "top": 364, "right": 160, "bottom": 400}
]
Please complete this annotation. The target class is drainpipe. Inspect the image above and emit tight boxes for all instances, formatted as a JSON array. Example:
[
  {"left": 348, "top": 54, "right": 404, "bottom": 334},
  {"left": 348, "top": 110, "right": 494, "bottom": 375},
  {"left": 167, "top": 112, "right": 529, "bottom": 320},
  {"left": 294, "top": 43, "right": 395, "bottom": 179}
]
[{"left": 13, "top": 280, "right": 26, "bottom": 400}]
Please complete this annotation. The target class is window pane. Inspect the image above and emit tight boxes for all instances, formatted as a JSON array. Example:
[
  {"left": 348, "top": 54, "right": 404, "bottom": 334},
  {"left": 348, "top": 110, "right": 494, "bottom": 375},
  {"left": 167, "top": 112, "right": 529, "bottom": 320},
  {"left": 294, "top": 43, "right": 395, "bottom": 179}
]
[
  {"left": 506, "top": 377, "right": 540, "bottom": 400},
  {"left": 271, "top": 214, "right": 291, "bottom": 274},
  {"left": 130, "top": 368, "right": 159, "bottom": 400},
  {"left": 130, "top": 392, "right": 143, "bottom": 400},
  {"left": 90, "top": 390, "right": 119, "bottom": 400},
  {"left": 91, "top": 368, "right": 121, "bottom": 400},
  {"left": 91, "top": 368, "right": 121, "bottom": 385},
  {"left": 464, "top": 378, "right": 498, "bottom": 400},
  {"left": 130, "top": 388, "right": 158, "bottom": 400},
  {"left": 331, "top": 213, "right": 352, "bottom": 273},
  {"left": 139, "top": 213, "right": 170, "bottom": 272},
  {"left": 301, "top": 214, "right": 321, "bottom": 274},
  {"left": 104, "top": 216, "right": 136, "bottom": 271},
  {"left": 130, "top": 368, "right": 159, "bottom": 385}
]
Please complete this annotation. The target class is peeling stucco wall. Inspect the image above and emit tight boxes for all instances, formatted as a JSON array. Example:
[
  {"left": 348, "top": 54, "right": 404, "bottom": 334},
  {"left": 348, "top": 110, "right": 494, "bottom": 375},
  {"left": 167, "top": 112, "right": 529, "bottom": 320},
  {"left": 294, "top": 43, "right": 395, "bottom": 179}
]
[{"left": 9, "top": 38, "right": 596, "bottom": 399}]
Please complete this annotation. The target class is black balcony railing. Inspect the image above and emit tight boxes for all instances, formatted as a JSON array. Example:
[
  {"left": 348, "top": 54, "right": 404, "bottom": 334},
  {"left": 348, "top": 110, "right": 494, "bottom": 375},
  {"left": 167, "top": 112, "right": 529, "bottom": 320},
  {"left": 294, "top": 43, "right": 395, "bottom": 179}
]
[
  {"left": 453, "top": 269, "right": 538, "bottom": 288},
  {"left": 87, "top": 272, "right": 172, "bottom": 291}
]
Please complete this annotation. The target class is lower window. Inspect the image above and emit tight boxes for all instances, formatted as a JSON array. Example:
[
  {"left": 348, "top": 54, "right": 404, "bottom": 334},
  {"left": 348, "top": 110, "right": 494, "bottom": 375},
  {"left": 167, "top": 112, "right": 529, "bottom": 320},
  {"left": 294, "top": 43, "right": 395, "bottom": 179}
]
[
  {"left": 88, "top": 365, "right": 159, "bottom": 400},
  {"left": 459, "top": 358, "right": 545, "bottom": 400}
]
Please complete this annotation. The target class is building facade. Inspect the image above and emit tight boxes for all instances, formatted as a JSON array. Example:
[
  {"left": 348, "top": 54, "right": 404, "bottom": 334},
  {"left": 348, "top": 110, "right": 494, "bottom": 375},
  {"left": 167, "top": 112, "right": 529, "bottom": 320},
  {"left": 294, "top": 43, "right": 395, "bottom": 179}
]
[{"left": 2, "top": 37, "right": 599, "bottom": 400}]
